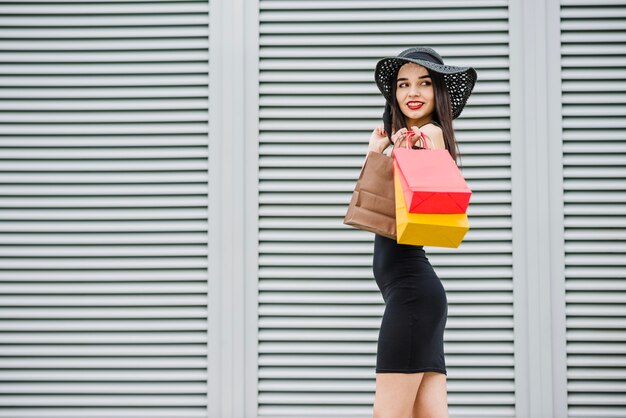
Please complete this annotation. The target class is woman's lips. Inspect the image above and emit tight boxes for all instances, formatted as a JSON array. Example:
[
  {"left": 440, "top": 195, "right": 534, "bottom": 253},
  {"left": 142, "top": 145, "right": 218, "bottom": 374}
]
[{"left": 407, "top": 101, "right": 424, "bottom": 110}]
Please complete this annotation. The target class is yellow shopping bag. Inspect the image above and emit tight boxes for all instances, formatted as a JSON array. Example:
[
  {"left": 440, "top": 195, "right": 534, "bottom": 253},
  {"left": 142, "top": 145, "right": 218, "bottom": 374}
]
[{"left": 394, "top": 162, "right": 469, "bottom": 248}]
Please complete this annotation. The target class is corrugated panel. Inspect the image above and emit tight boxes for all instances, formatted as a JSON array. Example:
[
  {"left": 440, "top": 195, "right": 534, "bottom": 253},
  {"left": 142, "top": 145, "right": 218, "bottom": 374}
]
[
  {"left": 561, "top": 2, "right": 626, "bottom": 417},
  {"left": 0, "top": 2, "right": 210, "bottom": 418},
  {"left": 258, "top": 1, "right": 515, "bottom": 416}
]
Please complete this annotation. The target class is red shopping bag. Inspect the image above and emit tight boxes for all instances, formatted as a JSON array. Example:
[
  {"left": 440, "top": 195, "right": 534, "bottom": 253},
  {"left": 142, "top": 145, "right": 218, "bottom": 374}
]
[
  {"left": 392, "top": 131, "right": 471, "bottom": 214},
  {"left": 394, "top": 160, "right": 469, "bottom": 248}
]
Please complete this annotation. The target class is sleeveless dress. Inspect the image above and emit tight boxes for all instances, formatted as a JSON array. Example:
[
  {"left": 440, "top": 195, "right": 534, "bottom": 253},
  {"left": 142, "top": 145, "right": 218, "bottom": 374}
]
[
  {"left": 372, "top": 119, "right": 448, "bottom": 374},
  {"left": 373, "top": 233, "right": 448, "bottom": 375}
]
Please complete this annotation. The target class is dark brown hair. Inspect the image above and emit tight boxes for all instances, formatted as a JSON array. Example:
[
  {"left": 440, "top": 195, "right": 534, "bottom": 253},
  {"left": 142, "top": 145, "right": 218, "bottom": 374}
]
[{"left": 390, "top": 66, "right": 461, "bottom": 164}]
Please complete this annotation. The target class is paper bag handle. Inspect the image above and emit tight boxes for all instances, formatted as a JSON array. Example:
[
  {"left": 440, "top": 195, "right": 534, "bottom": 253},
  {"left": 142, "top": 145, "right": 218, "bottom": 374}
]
[{"left": 404, "top": 129, "right": 434, "bottom": 150}]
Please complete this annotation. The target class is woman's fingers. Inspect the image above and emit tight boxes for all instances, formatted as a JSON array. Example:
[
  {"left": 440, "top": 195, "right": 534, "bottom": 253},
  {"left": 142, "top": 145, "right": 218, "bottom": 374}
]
[
  {"left": 389, "top": 127, "right": 436, "bottom": 149},
  {"left": 391, "top": 128, "right": 407, "bottom": 145},
  {"left": 372, "top": 124, "right": 387, "bottom": 138},
  {"left": 408, "top": 127, "right": 422, "bottom": 147}
]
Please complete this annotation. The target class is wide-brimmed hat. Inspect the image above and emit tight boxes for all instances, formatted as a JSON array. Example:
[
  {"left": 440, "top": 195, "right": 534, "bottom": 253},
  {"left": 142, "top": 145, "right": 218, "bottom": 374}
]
[{"left": 375, "top": 46, "right": 477, "bottom": 119}]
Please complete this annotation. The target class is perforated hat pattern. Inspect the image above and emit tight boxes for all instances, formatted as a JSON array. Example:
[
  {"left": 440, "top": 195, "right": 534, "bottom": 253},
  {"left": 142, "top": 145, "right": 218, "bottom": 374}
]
[{"left": 375, "top": 47, "right": 477, "bottom": 119}]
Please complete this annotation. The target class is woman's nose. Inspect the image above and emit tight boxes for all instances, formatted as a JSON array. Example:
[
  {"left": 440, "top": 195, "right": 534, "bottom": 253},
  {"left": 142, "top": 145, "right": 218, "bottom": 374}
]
[{"left": 408, "top": 88, "right": 420, "bottom": 96}]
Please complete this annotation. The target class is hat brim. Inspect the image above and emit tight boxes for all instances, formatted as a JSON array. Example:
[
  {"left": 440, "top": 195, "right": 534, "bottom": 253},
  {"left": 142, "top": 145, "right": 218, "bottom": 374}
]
[{"left": 375, "top": 56, "right": 477, "bottom": 119}]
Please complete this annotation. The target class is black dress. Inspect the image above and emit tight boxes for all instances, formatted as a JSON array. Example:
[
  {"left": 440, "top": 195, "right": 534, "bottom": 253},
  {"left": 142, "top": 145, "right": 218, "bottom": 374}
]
[{"left": 373, "top": 233, "right": 448, "bottom": 374}]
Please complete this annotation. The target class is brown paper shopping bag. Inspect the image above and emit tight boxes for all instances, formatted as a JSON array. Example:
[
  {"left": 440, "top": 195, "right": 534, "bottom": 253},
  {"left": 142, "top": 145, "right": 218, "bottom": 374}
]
[{"left": 343, "top": 151, "right": 396, "bottom": 240}]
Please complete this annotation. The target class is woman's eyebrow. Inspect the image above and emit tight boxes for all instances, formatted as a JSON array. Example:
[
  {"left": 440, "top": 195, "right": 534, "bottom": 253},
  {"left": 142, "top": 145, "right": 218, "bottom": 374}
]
[{"left": 396, "top": 75, "right": 431, "bottom": 83}]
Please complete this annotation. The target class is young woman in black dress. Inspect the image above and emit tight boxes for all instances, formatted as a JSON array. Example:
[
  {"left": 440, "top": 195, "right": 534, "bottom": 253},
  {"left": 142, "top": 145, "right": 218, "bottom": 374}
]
[{"left": 366, "top": 47, "right": 477, "bottom": 418}]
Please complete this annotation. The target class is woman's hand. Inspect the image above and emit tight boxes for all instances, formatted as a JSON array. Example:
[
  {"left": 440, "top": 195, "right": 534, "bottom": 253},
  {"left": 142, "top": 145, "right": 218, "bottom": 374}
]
[
  {"left": 393, "top": 126, "right": 435, "bottom": 149},
  {"left": 368, "top": 125, "right": 391, "bottom": 154},
  {"left": 391, "top": 127, "right": 420, "bottom": 149}
]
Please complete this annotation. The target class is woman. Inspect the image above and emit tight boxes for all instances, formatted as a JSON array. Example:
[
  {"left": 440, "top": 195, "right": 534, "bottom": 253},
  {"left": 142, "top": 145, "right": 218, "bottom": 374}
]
[{"left": 367, "top": 47, "right": 477, "bottom": 417}]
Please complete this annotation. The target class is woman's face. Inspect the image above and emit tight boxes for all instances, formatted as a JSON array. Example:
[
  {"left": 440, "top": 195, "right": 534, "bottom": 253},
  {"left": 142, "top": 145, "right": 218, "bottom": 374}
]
[{"left": 395, "top": 63, "right": 435, "bottom": 126}]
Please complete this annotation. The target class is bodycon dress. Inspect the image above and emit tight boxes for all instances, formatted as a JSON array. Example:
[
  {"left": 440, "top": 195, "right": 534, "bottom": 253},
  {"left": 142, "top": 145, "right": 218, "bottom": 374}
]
[{"left": 373, "top": 233, "right": 448, "bottom": 374}]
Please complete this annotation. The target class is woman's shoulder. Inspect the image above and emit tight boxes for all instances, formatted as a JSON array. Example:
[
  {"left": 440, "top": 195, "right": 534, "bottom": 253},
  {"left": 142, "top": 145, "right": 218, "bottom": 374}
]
[
  {"left": 418, "top": 121, "right": 445, "bottom": 150},
  {"left": 419, "top": 120, "right": 442, "bottom": 129}
]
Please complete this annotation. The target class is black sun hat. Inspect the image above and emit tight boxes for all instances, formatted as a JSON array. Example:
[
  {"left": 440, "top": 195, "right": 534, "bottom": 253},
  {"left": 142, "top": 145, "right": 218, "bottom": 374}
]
[{"left": 375, "top": 46, "right": 477, "bottom": 120}]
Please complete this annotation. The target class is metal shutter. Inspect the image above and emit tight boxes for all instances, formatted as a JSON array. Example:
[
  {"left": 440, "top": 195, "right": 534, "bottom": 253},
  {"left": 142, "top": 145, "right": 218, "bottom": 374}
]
[
  {"left": 0, "top": 2, "right": 210, "bottom": 417},
  {"left": 257, "top": 1, "right": 515, "bottom": 416},
  {"left": 561, "top": 2, "right": 626, "bottom": 417}
]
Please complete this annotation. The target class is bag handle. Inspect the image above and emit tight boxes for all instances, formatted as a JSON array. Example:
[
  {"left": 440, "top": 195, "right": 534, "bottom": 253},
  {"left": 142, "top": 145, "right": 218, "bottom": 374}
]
[{"left": 404, "top": 129, "right": 434, "bottom": 150}]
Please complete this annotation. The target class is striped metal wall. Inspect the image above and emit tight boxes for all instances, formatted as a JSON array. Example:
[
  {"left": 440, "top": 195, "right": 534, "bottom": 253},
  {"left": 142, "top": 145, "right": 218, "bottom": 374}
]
[
  {"left": 0, "top": 2, "right": 210, "bottom": 417},
  {"left": 3, "top": 0, "right": 625, "bottom": 417},
  {"left": 561, "top": 1, "right": 626, "bottom": 417},
  {"left": 257, "top": 1, "right": 515, "bottom": 416}
]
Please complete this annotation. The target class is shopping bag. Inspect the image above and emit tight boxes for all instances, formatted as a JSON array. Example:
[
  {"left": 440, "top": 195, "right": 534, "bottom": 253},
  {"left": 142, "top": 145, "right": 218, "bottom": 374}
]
[
  {"left": 394, "top": 160, "right": 469, "bottom": 248},
  {"left": 343, "top": 151, "right": 396, "bottom": 240},
  {"left": 392, "top": 132, "right": 471, "bottom": 214}
]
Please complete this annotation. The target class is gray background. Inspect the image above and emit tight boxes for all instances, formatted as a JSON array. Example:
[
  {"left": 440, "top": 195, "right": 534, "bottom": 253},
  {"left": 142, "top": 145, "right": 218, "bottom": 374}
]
[{"left": 0, "top": 0, "right": 624, "bottom": 417}]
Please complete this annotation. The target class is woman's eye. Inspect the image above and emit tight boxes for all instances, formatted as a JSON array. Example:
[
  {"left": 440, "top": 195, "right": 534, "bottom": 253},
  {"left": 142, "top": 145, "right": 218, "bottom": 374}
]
[{"left": 398, "top": 81, "right": 430, "bottom": 88}]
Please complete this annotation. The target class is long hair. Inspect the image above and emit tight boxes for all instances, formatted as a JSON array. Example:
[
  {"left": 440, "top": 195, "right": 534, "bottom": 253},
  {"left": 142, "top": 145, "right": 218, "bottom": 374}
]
[{"left": 390, "top": 67, "right": 461, "bottom": 164}]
